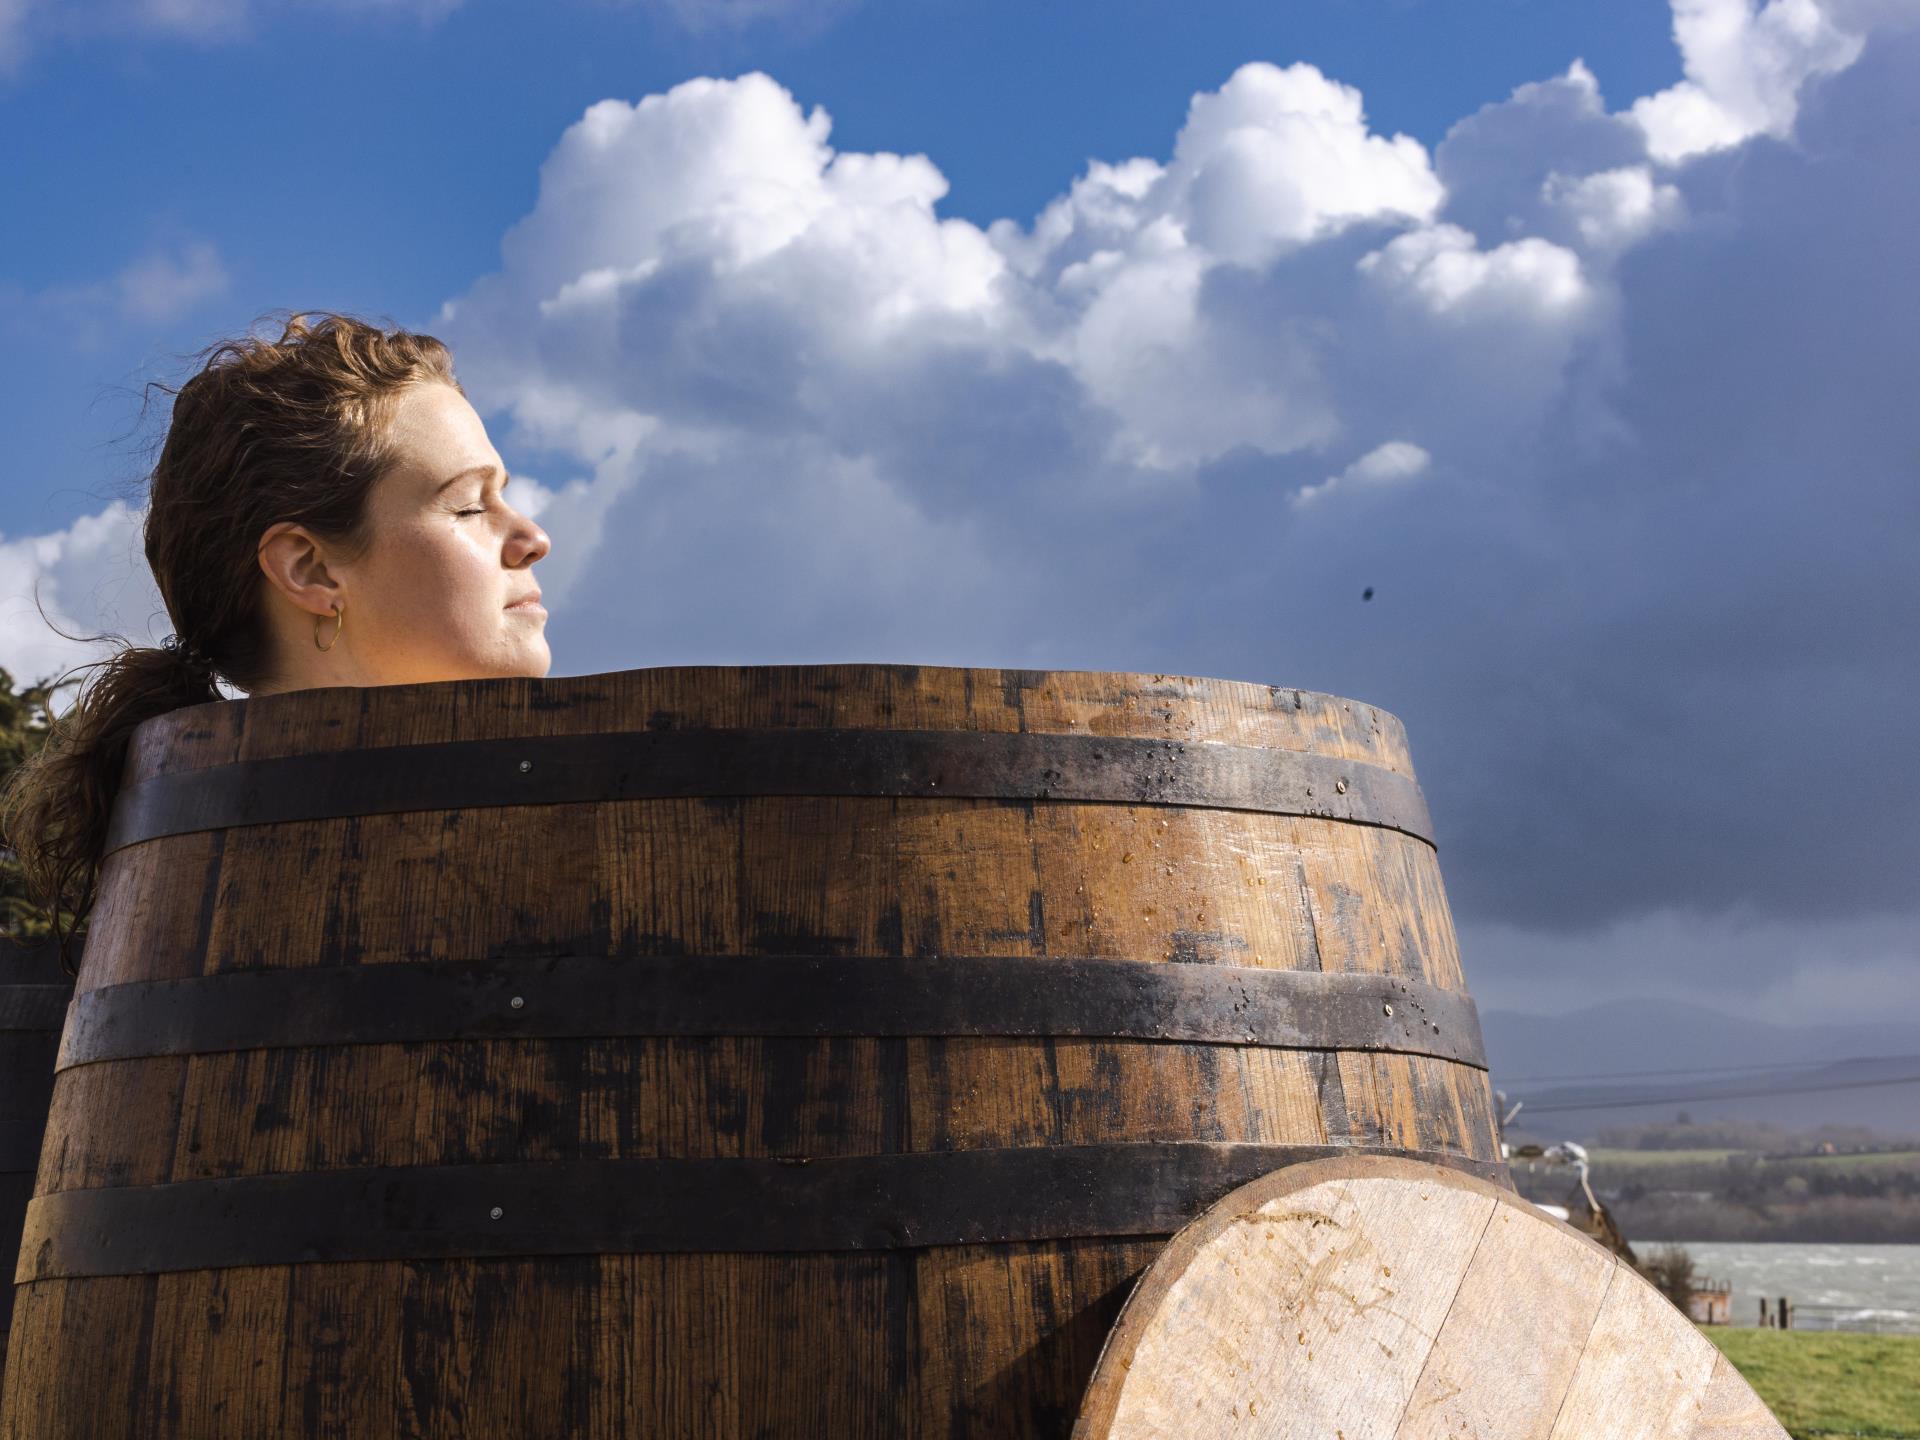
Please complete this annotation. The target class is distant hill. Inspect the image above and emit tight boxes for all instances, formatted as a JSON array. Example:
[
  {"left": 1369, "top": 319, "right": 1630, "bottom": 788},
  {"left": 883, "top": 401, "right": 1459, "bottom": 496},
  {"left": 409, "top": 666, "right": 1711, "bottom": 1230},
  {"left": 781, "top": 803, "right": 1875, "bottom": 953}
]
[{"left": 1480, "top": 998, "right": 1920, "bottom": 1142}]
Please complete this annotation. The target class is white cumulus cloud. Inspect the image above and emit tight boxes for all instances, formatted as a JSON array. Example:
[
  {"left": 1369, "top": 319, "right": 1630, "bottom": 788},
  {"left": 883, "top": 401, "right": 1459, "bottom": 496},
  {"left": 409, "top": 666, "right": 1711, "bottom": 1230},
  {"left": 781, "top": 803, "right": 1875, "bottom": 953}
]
[
  {"left": 1542, "top": 165, "right": 1688, "bottom": 253},
  {"left": 1291, "top": 440, "right": 1431, "bottom": 509},
  {"left": 0, "top": 500, "right": 166, "bottom": 689},
  {"left": 1356, "top": 225, "right": 1590, "bottom": 318},
  {"left": 1164, "top": 61, "right": 1444, "bottom": 267},
  {"left": 1631, "top": 0, "right": 1866, "bottom": 162}
]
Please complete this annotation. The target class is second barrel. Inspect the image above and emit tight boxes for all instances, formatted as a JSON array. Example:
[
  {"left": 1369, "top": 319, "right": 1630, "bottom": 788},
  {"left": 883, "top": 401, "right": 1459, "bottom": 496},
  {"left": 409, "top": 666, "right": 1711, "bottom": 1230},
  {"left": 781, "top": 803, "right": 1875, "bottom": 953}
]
[{"left": 0, "top": 936, "right": 72, "bottom": 1400}]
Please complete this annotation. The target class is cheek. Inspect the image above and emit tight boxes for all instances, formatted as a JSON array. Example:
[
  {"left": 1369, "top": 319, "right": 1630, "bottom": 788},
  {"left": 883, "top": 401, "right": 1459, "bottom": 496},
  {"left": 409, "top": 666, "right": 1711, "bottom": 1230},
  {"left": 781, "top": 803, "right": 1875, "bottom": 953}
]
[{"left": 366, "top": 528, "right": 499, "bottom": 634}]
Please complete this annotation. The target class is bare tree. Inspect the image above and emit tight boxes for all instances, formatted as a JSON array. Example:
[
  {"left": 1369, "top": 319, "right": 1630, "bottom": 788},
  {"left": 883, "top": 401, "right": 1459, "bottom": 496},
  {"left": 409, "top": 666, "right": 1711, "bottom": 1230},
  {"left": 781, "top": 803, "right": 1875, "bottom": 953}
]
[{"left": 1639, "top": 1244, "right": 1697, "bottom": 1314}]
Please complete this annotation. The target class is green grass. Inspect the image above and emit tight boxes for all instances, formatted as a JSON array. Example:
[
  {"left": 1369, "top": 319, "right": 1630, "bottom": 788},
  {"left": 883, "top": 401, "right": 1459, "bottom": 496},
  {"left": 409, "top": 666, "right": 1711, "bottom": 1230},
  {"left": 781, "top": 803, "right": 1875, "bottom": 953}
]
[
  {"left": 1792, "top": 1150, "right": 1920, "bottom": 1171},
  {"left": 1701, "top": 1327, "right": 1920, "bottom": 1438},
  {"left": 1587, "top": 1147, "right": 1741, "bottom": 1166},
  {"left": 1586, "top": 1147, "right": 1920, "bottom": 1171}
]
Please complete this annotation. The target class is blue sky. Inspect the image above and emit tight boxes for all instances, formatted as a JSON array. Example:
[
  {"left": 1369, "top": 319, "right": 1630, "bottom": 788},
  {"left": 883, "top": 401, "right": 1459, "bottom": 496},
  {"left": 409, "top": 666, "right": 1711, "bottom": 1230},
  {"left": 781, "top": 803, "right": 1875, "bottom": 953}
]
[
  {"left": 3, "top": 0, "right": 1685, "bottom": 533},
  {"left": 3, "top": 0, "right": 1916, "bottom": 1026}
]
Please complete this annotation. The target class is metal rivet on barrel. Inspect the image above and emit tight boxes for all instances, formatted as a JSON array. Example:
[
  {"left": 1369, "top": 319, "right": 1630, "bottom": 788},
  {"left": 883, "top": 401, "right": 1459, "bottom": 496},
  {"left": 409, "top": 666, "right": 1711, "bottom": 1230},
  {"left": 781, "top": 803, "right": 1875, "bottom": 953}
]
[
  {"left": 1383, "top": 1003, "right": 1393, "bottom": 1016},
  {"left": 518, "top": 760, "right": 533, "bottom": 773},
  {"left": 489, "top": 1206, "right": 504, "bottom": 1221},
  {"left": 1335, "top": 778, "right": 1348, "bottom": 795},
  {"left": 509, "top": 996, "right": 525, "bottom": 1011}
]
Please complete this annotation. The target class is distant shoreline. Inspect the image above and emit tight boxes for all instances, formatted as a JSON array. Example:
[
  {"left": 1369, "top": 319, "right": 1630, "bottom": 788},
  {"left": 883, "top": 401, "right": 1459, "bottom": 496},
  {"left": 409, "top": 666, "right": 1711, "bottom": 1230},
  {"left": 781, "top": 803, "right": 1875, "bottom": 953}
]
[
  {"left": 1635, "top": 1237, "right": 1920, "bottom": 1247},
  {"left": 1551, "top": 1203, "right": 1920, "bottom": 1246},
  {"left": 1507, "top": 1147, "right": 1920, "bottom": 1246}
]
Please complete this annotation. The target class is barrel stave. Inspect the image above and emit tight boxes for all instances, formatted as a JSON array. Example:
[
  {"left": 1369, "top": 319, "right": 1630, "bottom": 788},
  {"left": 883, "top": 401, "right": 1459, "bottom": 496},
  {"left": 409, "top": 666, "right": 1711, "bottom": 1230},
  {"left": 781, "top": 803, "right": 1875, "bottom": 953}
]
[
  {"left": 87, "top": 800, "right": 1464, "bottom": 981},
  {"left": 40, "top": 1041, "right": 1491, "bottom": 1186},
  {"left": 8, "top": 1248, "right": 1165, "bottom": 1437}
]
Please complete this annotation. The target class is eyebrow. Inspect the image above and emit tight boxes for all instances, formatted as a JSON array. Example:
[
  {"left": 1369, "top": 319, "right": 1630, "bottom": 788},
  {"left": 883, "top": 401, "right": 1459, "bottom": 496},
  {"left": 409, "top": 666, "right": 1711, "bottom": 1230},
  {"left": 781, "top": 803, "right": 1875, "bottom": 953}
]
[{"left": 435, "top": 464, "right": 512, "bottom": 494}]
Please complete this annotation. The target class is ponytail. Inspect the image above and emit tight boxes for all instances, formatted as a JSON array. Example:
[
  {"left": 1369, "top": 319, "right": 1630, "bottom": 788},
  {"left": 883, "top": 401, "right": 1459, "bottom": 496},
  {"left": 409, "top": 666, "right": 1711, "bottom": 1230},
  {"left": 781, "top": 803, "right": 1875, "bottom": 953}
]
[
  {"left": 1, "top": 640, "right": 222, "bottom": 975},
  {"left": 0, "top": 309, "right": 461, "bottom": 975}
]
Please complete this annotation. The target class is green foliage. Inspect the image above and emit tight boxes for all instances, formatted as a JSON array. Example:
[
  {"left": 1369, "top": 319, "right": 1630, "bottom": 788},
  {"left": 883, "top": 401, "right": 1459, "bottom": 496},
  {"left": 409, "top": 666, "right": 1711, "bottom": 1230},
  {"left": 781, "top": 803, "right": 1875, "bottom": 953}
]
[
  {"left": 0, "top": 663, "right": 77, "bottom": 939},
  {"left": 1703, "top": 1327, "right": 1920, "bottom": 1439},
  {"left": 1638, "top": 1243, "right": 1699, "bottom": 1311}
]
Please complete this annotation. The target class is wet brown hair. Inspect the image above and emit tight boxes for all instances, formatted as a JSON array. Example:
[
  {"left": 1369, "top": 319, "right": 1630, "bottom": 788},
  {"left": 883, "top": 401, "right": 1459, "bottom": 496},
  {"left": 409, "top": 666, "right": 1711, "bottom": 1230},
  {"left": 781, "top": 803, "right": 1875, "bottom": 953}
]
[{"left": 0, "top": 310, "right": 463, "bottom": 972}]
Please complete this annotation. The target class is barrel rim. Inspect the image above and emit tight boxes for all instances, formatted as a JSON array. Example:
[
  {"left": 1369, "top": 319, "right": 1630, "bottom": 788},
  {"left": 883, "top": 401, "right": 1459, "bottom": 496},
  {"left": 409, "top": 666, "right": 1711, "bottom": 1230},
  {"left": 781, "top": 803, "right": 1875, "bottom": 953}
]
[{"left": 125, "top": 663, "right": 1414, "bottom": 768}]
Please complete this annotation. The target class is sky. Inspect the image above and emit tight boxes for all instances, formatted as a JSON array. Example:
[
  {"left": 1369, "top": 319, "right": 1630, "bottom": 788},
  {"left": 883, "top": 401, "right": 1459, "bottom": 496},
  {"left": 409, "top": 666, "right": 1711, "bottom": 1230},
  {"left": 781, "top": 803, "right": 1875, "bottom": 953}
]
[{"left": 2, "top": 0, "right": 1916, "bottom": 1027}]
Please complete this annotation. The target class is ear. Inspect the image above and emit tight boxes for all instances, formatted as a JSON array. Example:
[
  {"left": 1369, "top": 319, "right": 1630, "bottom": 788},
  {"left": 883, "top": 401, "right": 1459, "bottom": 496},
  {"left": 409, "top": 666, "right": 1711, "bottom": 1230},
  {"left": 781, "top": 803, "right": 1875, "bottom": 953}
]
[{"left": 256, "top": 521, "right": 346, "bottom": 619}]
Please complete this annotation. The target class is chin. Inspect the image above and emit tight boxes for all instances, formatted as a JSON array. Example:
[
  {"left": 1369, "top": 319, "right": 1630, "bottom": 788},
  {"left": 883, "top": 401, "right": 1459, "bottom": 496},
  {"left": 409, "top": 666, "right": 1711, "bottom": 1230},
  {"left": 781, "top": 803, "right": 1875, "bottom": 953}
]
[{"left": 516, "top": 641, "right": 553, "bottom": 678}]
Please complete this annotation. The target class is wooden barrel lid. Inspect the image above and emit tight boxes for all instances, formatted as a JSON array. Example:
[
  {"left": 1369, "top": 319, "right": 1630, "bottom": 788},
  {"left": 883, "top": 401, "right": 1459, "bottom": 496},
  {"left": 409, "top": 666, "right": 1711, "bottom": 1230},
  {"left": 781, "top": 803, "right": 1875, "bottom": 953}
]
[{"left": 1074, "top": 1155, "right": 1785, "bottom": 1440}]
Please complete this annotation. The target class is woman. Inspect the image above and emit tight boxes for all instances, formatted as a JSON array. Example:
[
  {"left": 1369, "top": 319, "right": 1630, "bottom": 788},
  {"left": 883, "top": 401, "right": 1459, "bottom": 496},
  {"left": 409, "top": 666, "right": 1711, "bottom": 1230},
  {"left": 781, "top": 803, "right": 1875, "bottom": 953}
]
[{"left": 1, "top": 310, "right": 552, "bottom": 969}]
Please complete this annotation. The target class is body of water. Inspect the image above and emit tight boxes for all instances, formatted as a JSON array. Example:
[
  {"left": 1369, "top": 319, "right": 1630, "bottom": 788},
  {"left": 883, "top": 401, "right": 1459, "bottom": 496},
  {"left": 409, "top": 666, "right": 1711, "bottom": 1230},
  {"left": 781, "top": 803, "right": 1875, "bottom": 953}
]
[{"left": 1639, "top": 1240, "right": 1920, "bottom": 1331}]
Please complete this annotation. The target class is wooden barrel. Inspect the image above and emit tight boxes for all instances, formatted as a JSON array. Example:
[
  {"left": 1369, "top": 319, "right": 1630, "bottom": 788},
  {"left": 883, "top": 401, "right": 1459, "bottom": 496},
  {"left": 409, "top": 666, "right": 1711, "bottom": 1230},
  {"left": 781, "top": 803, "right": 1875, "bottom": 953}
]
[
  {"left": 0, "top": 937, "right": 74, "bottom": 1394},
  {"left": 3, "top": 665, "right": 1503, "bottom": 1437}
]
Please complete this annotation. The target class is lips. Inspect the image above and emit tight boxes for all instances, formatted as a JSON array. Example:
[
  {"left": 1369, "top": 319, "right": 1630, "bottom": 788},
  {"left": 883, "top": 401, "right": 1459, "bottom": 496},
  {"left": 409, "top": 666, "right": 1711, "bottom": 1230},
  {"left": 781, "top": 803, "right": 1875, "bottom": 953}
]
[{"left": 506, "top": 593, "right": 544, "bottom": 610}]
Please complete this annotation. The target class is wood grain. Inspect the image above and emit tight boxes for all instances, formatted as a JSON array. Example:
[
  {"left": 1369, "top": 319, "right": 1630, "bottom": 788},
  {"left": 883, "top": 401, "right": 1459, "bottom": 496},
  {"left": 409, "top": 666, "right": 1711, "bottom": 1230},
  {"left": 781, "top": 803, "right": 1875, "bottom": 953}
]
[
  {"left": 4, "top": 666, "right": 1503, "bottom": 1437},
  {"left": 1690, "top": 1353, "right": 1794, "bottom": 1439},
  {"left": 1395, "top": 1195, "right": 1615, "bottom": 1439},
  {"left": 1075, "top": 1156, "right": 1788, "bottom": 1440}
]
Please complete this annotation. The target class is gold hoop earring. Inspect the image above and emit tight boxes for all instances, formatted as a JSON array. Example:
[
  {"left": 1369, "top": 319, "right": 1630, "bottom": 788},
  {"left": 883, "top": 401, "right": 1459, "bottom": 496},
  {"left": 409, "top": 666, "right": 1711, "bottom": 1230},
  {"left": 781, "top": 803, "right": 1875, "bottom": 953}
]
[{"left": 314, "top": 603, "right": 343, "bottom": 653}]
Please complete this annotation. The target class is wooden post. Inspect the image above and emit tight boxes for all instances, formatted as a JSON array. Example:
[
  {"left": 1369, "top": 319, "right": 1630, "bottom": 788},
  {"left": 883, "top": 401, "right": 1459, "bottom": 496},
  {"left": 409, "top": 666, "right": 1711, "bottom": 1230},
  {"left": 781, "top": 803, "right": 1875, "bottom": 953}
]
[
  {"left": 1759, "top": 1298, "right": 1770, "bottom": 1327},
  {"left": 1780, "top": 1296, "right": 1792, "bottom": 1330}
]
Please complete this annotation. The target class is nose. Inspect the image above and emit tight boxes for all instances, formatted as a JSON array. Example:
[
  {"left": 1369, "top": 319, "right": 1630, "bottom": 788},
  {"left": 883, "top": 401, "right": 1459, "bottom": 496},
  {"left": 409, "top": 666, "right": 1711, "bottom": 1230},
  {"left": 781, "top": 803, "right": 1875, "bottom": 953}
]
[{"left": 507, "top": 511, "right": 551, "bottom": 567}]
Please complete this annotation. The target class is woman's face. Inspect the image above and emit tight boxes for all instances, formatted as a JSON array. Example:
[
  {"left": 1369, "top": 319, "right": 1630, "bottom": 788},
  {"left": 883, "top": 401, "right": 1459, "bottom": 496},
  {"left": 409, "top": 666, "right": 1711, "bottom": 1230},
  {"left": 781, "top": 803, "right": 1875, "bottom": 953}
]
[{"left": 303, "top": 381, "right": 552, "bottom": 687}]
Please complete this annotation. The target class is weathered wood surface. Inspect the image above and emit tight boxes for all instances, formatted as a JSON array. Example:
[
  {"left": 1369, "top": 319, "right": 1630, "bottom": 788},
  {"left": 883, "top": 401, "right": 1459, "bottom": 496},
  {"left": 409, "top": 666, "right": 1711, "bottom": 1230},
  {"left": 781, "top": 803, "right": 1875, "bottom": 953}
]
[
  {"left": 3, "top": 665, "right": 1503, "bottom": 1438},
  {"left": 1073, "top": 1155, "right": 1789, "bottom": 1440},
  {"left": 0, "top": 938, "right": 71, "bottom": 1401}
]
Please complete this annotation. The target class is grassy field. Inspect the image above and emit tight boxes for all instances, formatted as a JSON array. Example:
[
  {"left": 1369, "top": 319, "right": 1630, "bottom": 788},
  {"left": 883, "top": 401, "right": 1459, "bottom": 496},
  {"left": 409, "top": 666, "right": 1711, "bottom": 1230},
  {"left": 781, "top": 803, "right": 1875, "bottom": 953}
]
[
  {"left": 1588, "top": 1148, "right": 1741, "bottom": 1166},
  {"left": 1790, "top": 1150, "right": 1920, "bottom": 1171},
  {"left": 1702, "top": 1327, "right": 1920, "bottom": 1438},
  {"left": 1588, "top": 1148, "right": 1920, "bottom": 1170}
]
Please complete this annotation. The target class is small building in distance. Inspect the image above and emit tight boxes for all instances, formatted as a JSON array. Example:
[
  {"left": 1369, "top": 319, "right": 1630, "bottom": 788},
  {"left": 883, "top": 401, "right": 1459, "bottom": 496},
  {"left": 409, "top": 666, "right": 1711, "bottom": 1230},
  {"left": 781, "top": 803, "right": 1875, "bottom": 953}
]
[{"left": 1688, "top": 1277, "right": 1732, "bottom": 1325}]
